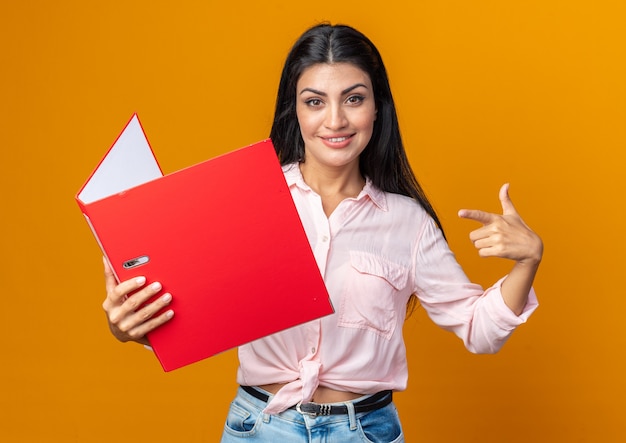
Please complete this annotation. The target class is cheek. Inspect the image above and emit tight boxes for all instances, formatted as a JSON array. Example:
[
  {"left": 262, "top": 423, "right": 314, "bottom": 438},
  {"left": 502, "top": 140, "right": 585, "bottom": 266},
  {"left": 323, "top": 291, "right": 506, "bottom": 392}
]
[
  {"left": 357, "top": 111, "right": 377, "bottom": 134},
  {"left": 355, "top": 103, "right": 377, "bottom": 128},
  {"left": 296, "top": 119, "right": 310, "bottom": 138},
  {"left": 296, "top": 110, "right": 319, "bottom": 137}
]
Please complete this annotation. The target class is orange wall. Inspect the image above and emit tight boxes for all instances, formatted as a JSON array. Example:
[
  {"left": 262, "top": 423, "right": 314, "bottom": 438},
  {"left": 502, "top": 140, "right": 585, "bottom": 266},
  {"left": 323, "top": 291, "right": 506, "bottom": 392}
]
[{"left": 1, "top": 1, "right": 624, "bottom": 441}]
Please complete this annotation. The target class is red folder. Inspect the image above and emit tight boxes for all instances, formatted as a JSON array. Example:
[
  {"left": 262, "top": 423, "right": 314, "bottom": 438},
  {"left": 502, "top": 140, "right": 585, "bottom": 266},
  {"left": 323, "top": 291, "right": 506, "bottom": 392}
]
[{"left": 77, "top": 114, "right": 333, "bottom": 371}]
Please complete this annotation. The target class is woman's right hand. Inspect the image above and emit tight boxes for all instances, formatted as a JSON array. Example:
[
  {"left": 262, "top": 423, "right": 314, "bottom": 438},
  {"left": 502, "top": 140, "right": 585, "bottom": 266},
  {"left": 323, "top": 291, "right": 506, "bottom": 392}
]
[{"left": 102, "top": 258, "right": 174, "bottom": 346}]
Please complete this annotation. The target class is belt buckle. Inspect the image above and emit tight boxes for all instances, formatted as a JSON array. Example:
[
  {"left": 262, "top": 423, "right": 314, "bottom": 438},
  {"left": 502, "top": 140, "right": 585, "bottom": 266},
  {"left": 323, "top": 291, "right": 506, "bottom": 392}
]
[
  {"left": 296, "top": 402, "right": 332, "bottom": 417},
  {"left": 296, "top": 402, "right": 318, "bottom": 417}
]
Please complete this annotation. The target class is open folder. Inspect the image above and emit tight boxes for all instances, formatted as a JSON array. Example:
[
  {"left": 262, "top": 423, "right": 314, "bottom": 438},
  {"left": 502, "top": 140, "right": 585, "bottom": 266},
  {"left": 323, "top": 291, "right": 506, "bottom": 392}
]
[{"left": 76, "top": 114, "right": 334, "bottom": 371}]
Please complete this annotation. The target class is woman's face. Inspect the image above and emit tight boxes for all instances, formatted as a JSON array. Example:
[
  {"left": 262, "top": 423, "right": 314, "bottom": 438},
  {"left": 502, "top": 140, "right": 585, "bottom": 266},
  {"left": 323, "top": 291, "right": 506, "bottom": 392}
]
[{"left": 296, "top": 62, "right": 376, "bottom": 172}]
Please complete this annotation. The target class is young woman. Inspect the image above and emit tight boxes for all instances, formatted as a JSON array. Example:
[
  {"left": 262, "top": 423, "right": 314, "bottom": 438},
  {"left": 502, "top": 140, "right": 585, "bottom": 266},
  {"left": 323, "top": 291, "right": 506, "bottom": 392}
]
[{"left": 102, "top": 23, "right": 542, "bottom": 442}]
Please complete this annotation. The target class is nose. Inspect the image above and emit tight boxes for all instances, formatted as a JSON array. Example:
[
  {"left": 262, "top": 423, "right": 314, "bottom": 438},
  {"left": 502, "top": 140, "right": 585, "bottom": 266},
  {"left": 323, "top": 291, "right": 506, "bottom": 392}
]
[{"left": 324, "top": 104, "right": 348, "bottom": 130}]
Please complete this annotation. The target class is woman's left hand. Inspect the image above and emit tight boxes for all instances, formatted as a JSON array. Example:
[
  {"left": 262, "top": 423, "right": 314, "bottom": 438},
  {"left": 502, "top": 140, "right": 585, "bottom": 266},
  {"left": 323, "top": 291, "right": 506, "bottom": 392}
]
[{"left": 458, "top": 183, "right": 543, "bottom": 265}]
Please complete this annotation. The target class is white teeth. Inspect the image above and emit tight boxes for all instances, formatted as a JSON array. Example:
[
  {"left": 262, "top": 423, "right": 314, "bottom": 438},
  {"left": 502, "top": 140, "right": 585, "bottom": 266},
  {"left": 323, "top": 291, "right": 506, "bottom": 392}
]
[{"left": 327, "top": 137, "right": 347, "bottom": 142}]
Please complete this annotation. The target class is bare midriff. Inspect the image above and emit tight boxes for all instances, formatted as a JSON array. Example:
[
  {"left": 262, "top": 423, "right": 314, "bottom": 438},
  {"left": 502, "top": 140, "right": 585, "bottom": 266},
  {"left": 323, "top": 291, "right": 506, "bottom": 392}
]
[{"left": 258, "top": 383, "right": 363, "bottom": 404}]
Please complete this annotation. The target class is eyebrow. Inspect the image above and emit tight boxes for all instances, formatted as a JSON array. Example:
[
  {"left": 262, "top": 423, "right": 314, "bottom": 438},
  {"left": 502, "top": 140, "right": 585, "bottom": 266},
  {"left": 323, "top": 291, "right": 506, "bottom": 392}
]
[{"left": 299, "top": 83, "right": 369, "bottom": 96}]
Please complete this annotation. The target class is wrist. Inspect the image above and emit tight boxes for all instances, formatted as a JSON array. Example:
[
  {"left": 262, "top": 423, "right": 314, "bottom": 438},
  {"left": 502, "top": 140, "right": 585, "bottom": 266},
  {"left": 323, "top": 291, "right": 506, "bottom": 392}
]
[{"left": 519, "top": 239, "right": 543, "bottom": 267}]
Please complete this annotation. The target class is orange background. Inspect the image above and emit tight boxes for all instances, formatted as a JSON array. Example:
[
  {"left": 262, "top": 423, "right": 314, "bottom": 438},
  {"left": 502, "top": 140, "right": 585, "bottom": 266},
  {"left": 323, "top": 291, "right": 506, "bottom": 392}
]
[{"left": 1, "top": 1, "right": 625, "bottom": 441}]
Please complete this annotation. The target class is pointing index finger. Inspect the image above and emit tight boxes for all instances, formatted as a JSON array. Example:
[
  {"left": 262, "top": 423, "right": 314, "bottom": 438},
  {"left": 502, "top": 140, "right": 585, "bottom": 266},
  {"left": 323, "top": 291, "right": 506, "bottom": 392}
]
[{"left": 458, "top": 209, "right": 497, "bottom": 225}]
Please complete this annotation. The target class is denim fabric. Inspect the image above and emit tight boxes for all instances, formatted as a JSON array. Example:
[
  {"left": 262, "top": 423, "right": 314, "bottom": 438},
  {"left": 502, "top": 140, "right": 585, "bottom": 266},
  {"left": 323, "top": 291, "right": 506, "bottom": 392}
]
[{"left": 221, "top": 386, "right": 404, "bottom": 442}]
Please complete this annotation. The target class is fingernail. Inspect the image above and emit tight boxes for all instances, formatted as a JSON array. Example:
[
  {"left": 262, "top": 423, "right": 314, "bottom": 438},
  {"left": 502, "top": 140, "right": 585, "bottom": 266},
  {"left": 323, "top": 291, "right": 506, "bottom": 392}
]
[
  {"left": 162, "top": 293, "right": 172, "bottom": 303},
  {"left": 165, "top": 310, "right": 174, "bottom": 319},
  {"left": 136, "top": 276, "right": 146, "bottom": 285},
  {"left": 151, "top": 282, "right": 162, "bottom": 291}
]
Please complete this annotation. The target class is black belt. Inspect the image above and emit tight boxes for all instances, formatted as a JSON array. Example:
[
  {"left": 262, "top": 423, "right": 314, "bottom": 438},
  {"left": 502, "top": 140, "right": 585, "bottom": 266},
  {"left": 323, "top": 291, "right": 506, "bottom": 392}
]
[{"left": 241, "top": 385, "right": 392, "bottom": 417}]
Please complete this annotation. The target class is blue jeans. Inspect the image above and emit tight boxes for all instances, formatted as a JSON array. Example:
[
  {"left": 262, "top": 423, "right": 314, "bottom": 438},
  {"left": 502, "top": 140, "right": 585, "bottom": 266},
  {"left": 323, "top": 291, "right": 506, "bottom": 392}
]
[{"left": 221, "top": 386, "right": 404, "bottom": 442}]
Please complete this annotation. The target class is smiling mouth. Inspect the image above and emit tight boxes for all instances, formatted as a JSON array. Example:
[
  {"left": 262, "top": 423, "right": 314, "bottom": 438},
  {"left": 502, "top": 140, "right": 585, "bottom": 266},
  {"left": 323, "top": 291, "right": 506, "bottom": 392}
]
[{"left": 322, "top": 135, "right": 353, "bottom": 143}]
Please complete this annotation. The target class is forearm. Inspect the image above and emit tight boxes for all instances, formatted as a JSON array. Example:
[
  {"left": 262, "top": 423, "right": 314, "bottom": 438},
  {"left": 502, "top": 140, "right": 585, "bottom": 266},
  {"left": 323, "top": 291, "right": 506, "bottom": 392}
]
[{"left": 500, "top": 259, "right": 540, "bottom": 316}]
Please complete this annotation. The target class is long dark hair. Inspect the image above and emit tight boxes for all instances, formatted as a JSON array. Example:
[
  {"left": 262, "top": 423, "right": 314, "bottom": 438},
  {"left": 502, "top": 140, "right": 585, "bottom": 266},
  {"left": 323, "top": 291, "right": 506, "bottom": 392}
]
[{"left": 270, "top": 23, "right": 444, "bottom": 234}]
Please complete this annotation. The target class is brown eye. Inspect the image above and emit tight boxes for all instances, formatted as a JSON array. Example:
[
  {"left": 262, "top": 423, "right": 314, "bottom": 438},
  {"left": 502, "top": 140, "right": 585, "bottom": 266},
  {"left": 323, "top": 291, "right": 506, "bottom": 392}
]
[
  {"left": 305, "top": 98, "right": 323, "bottom": 107},
  {"left": 346, "top": 95, "right": 365, "bottom": 105}
]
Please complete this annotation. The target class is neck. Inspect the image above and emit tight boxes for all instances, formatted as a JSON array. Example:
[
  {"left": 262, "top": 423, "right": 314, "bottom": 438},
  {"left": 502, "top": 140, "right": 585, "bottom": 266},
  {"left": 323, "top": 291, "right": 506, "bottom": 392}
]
[{"left": 299, "top": 161, "right": 365, "bottom": 199}]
